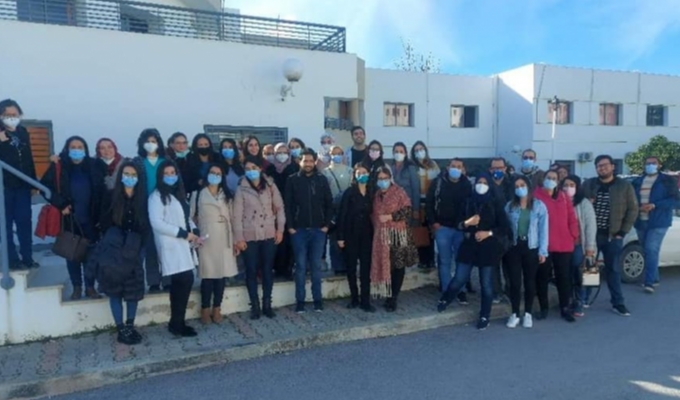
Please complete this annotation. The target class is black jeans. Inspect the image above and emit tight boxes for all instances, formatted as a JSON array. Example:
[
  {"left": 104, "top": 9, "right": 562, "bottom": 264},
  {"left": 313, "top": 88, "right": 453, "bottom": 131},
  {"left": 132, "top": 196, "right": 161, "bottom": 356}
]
[
  {"left": 200, "top": 278, "right": 225, "bottom": 309},
  {"left": 169, "top": 270, "right": 195, "bottom": 330},
  {"left": 3, "top": 188, "right": 33, "bottom": 264},
  {"left": 243, "top": 239, "right": 276, "bottom": 305},
  {"left": 505, "top": 241, "right": 539, "bottom": 315},
  {"left": 391, "top": 267, "right": 406, "bottom": 300},
  {"left": 343, "top": 237, "right": 372, "bottom": 305},
  {"left": 537, "top": 252, "right": 573, "bottom": 311}
]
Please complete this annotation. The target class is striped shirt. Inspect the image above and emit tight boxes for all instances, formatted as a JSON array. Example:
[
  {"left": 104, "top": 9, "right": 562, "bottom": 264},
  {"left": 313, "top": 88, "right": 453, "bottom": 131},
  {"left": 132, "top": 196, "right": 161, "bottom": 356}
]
[
  {"left": 594, "top": 185, "right": 611, "bottom": 232},
  {"left": 639, "top": 174, "right": 658, "bottom": 221}
]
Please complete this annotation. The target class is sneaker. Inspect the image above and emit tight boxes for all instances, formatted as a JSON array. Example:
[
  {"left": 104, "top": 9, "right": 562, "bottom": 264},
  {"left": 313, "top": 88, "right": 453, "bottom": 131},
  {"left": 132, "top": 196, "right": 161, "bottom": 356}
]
[
  {"left": 125, "top": 322, "right": 142, "bottom": 343},
  {"left": 583, "top": 302, "right": 590, "bottom": 309},
  {"left": 643, "top": 285, "right": 655, "bottom": 294},
  {"left": 492, "top": 295, "right": 503, "bottom": 305},
  {"left": 561, "top": 310, "right": 576, "bottom": 323},
  {"left": 612, "top": 304, "right": 631, "bottom": 317},
  {"left": 457, "top": 292, "right": 469, "bottom": 305},
  {"left": 522, "top": 313, "right": 533, "bottom": 328},
  {"left": 572, "top": 302, "right": 585, "bottom": 317},
  {"left": 506, "top": 313, "right": 520, "bottom": 328},
  {"left": 295, "top": 303, "right": 305, "bottom": 314},
  {"left": 477, "top": 317, "right": 490, "bottom": 331},
  {"left": 117, "top": 326, "right": 138, "bottom": 345},
  {"left": 314, "top": 302, "right": 324, "bottom": 312},
  {"left": 437, "top": 300, "right": 449, "bottom": 313},
  {"left": 652, "top": 281, "right": 660, "bottom": 287}
]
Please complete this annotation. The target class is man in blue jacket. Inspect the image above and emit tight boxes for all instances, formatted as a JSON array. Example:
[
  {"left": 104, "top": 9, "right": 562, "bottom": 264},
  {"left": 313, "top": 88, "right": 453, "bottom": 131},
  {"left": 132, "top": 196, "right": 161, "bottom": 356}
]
[{"left": 632, "top": 156, "right": 679, "bottom": 293}]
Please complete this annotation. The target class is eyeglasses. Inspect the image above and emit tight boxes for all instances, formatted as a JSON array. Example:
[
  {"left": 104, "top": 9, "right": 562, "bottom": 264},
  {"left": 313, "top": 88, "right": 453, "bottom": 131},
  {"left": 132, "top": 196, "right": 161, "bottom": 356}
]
[{"left": 596, "top": 163, "right": 612, "bottom": 169}]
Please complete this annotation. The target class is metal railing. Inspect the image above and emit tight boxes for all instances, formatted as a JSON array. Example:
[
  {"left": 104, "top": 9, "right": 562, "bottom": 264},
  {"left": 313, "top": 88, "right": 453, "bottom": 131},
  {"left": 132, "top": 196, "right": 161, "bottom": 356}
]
[
  {"left": 0, "top": 0, "right": 346, "bottom": 53},
  {"left": 324, "top": 117, "right": 354, "bottom": 132},
  {"left": 0, "top": 160, "right": 52, "bottom": 290}
]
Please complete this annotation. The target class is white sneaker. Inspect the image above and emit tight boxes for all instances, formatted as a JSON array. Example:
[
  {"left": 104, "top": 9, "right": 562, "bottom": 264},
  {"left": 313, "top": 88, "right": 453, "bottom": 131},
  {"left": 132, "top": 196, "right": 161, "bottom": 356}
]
[
  {"left": 506, "top": 313, "right": 520, "bottom": 328},
  {"left": 523, "top": 313, "right": 533, "bottom": 328}
]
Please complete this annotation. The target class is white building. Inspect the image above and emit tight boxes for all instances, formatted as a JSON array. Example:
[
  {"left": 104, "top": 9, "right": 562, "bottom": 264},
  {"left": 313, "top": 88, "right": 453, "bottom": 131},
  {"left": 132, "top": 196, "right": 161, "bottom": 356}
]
[{"left": 1, "top": 0, "right": 679, "bottom": 179}]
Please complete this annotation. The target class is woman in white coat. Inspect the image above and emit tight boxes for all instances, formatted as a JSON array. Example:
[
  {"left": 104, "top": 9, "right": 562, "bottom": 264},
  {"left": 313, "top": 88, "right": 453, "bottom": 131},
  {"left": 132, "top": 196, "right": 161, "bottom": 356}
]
[
  {"left": 191, "top": 164, "right": 239, "bottom": 325},
  {"left": 148, "top": 160, "right": 200, "bottom": 337}
]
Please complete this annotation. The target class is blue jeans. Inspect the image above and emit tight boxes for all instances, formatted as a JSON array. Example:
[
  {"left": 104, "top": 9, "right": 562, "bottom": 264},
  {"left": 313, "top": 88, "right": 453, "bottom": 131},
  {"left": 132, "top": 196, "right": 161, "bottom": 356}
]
[
  {"left": 597, "top": 234, "right": 625, "bottom": 306},
  {"left": 636, "top": 221, "right": 668, "bottom": 287},
  {"left": 291, "top": 228, "right": 327, "bottom": 303},
  {"left": 109, "top": 296, "right": 138, "bottom": 326},
  {"left": 442, "top": 262, "right": 494, "bottom": 319},
  {"left": 243, "top": 239, "right": 276, "bottom": 304},
  {"left": 434, "top": 227, "right": 464, "bottom": 292},
  {"left": 3, "top": 188, "right": 33, "bottom": 264},
  {"left": 329, "top": 231, "right": 346, "bottom": 273},
  {"left": 572, "top": 245, "right": 585, "bottom": 310}
]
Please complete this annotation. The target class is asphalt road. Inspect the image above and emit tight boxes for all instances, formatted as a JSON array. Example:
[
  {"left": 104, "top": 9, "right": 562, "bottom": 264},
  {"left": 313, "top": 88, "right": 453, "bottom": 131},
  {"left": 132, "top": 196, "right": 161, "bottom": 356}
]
[{"left": 59, "top": 268, "right": 680, "bottom": 400}]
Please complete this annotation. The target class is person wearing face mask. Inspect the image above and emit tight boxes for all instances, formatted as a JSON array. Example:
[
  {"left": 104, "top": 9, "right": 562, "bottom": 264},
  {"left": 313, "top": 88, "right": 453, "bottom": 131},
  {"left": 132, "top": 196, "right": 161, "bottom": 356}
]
[
  {"left": 388, "top": 142, "right": 421, "bottom": 226},
  {"left": 219, "top": 138, "right": 245, "bottom": 195},
  {"left": 234, "top": 156, "right": 286, "bottom": 319},
  {"left": 631, "top": 156, "right": 679, "bottom": 293},
  {"left": 504, "top": 176, "right": 548, "bottom": 329},
  {"left": 488, "top": 156, "right": 515, "bottom": 303},
  {"left": 316, "top": 133, "right": 335, "bottom": 170},
  {"left": 370, "top": 166, "right": 419, "bottom": 312},
  {"left": 322, "top": 146, "right": 353, "bottom": 275},
  {"left": 262, "top": 144, "right": 275, "bottom": 165},
  {"left": 519, "top": 149, "right": 545, "bottom": 190},
  {"left": 186, "top": 134, "right": 218, "bottom": 194},
  {"left": 426, "top": 158, "right": 472, "bottom": 298},
  {"left": 411, "top": 141, "right": 440, "bottom": 270},
  {"left": 95, "top": 138, "right": 124, "bottom": 191},
  {"left": 361, "top": 140, "right": 390, "bottom": 197},
  {"left": 337, "top": 165, "right": 375, "bottom": 312},
  {"left": 287, "top": 138, "right": 306, "bottom": 164},
  {"left": 167, "top": 132, "right": 191, "bottom": 190},
  {"left": 41, "top": 136, "right": 106, "bottom": 300},
  {"left": 132, "top": 128, "right": 167, "bottom": 293},
  {"left": 92, "top": 161, "right": 148, "bottom": 345},
  {"left": 561, "top": 175, "right": 597, "bottom": 317},
  {"left": 0, "top": 99, "right": 38, "bottom": 270},
  {"left": 190, "top": 164, "right": 238, "bottom": 325},
  {"left": 437, "top": 174, "right": 510, "bottom": 331},
  {"left": 533, "top": 170, "right": 579, "bottom": 322}
]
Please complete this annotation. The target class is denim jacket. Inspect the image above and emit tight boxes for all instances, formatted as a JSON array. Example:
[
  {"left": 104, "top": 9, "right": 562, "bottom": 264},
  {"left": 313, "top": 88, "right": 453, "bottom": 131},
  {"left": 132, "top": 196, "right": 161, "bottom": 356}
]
[{"left": 504, "top": 199, "right": 549, "bottom": 257}]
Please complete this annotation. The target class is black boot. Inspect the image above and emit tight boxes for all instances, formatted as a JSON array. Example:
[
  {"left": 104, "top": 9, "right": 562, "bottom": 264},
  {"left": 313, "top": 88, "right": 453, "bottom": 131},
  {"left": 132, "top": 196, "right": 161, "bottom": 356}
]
[
  {"left": 125, "top": 320, "right": 142, "bottom": 344},
  {"left": 250, "top": 302, "right": 261, "bottom": 320},
  {"left": 347, "top": 296, "right": 359, "bottom": 309},
  {"left": 262, "top": 299, "right": 276, "bottom": 319},
  {"left": 117, "top": 324, "right": 137, "bottom": 345}
]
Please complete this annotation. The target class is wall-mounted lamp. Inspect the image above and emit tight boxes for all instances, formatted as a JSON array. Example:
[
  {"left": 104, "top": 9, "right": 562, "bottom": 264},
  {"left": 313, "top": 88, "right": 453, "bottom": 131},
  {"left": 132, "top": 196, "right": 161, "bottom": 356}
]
[{"left": 280, "top": 58, "right": 304, "bottom": 101}]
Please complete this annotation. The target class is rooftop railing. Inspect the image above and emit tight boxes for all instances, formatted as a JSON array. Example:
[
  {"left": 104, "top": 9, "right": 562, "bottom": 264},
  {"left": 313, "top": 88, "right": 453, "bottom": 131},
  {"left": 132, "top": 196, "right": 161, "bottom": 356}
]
[{"left": 0, "top": 0, "right": 346, "bottom": 53}]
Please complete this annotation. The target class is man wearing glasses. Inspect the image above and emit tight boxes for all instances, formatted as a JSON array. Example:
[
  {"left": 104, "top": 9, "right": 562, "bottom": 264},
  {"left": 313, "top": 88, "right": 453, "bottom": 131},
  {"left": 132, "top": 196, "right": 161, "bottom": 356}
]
[
  {"left": 519, "top": 149, "right": 545, "bottom": 189},
  {"left": 582, "top": 155, "right": 638, "bottom": 316}
]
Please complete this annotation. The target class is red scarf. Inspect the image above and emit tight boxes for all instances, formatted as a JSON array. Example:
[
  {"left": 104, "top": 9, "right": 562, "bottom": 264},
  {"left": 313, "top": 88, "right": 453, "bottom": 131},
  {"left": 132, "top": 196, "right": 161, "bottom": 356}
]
[{"left": 96, "top": 138, "right": 122, "bottom": 176}]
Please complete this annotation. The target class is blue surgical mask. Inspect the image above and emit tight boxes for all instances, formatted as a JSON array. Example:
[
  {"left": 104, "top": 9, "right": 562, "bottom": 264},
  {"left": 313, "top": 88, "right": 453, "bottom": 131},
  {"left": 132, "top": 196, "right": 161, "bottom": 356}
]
[
  {"left": 221, "top": 148, "right": 235, "bottom": 160},
  {"left": 175, "top": 150, "right": 189, "bottom": 159},
  {"left": 332, "top": 155, "right": 343, "bottom": 164},
  {"left": 645, "top": 164, "right": 658, "bottom": 175},
  {"left": 356, "top": 174, "right": 369, "bottom": 184},
  {"left": 163, "top": 175, "right": 178, "bottom": 186},
  {"left": 522, "top": 159, "right": 535, "bottom": 170},
  {"left": 290, "top": 148, "right": 302, "bottom": 158},
  {"left": 69, "top": 149, "right": 85, "bottom": 161},
  {"left": 492, "top": 170, "right": 505, "bottom": 180},
  {"left": 245, "top": 170, "right": 260, "bottom": 181},
  {"left": 377, "top": 179, "right": 391, "bottom": 190},
  {"left": 121, "top": 176, "right": 138, "bottom": 188},
  {"left": 543, "top": 178, "right": 557, "bottom": 190},
  {"left": 515, "top": 186, "right": 528, "bottom": 198},
  {"left": 207, "top": 173, "right": 222, "bottom": 186},
  {"left": 448, "top": 168, "right": 462, "bottom": 179}
]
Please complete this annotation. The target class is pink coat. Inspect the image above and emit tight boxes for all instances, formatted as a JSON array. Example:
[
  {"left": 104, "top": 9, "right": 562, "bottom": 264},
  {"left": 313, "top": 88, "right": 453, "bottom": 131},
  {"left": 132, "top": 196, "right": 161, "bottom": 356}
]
[
  {"left": 232, "top": 175, "right": 286, "bottom": 243},
  {"left": 534, "top": 188, "right": 579, "bottom": 253}
]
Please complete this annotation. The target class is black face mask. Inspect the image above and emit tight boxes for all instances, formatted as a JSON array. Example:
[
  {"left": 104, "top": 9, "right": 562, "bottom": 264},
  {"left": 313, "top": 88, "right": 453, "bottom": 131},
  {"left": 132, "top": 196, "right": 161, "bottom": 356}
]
[{"left": 197, "top": 147, "right": 211, "bottom": 156}]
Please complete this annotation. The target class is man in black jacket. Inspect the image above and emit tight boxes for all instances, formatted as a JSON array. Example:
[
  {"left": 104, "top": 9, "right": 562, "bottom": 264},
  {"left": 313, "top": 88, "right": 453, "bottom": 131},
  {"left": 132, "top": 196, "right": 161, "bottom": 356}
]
[
  {"left": 489, "top": 156, "right": 515, "bottom": 302},
  {"left": 426, "top": 158, "right": 471, "bottom": 294},
  {"left": 285, "top": 149, "right": 333, "bottom": 313},
  {"left": 0, "top": 99, "right": 38, "bottom": 269}
]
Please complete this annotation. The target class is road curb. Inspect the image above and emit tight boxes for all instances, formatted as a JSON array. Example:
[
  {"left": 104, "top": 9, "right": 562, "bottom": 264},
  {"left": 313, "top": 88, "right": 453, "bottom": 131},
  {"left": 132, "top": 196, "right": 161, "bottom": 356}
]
[{"left": 1, "top": 301, "right": 512, "bottom": 400}]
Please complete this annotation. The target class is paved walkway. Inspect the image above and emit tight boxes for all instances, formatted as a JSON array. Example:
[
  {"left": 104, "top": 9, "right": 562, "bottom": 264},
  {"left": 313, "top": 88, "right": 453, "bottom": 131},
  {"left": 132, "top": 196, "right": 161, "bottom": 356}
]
[{"left": 0, "top": 285, "right": 523, "bottom": 400}]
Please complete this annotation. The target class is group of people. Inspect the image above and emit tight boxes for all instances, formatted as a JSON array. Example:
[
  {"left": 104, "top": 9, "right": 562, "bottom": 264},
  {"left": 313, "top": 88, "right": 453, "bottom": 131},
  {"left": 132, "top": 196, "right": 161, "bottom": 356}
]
[{"left": 2, "top": 98, "right": 677, "bottom": 345}]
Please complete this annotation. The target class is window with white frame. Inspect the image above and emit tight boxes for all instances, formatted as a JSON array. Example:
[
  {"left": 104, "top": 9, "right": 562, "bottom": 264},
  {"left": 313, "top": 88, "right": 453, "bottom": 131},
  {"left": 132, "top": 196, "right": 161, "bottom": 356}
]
[
  {"left": 383, "top": 103, "right": 414, "bottom": 127},
  {"left": 599, "top": 103, "right": 621, "bottom": 126},
  {"left": 646, "top": 105, "right": 667, "bottom": 127},
  {"left": 547, "top": 101, "right": 571, "bottom": 124},
  {"left": 451, "top": 105, "right": 478, "bottom": 128}
]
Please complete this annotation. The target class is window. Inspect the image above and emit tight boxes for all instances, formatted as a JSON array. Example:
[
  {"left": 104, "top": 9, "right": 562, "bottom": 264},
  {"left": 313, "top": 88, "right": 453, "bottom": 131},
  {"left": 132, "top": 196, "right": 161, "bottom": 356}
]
[
  {"left": 547, "top": 101, "right": 571, "bottom": 124},
  {"left": 338, "top": 101, "right": 350, "bottom": 120},
  {"left": 383, "top": 103, "right": 414, "bottom": 127},
  {"left": 647, "top": 105, "right": 667, "bottom": 127},
  {"left": 451, "top": 105, "right": 478, "bottom": 128},
  {"left": 17, "top": 0, "right": 77, "bottom": 25},
  {"left": 599, "top": 103, "right": 621, "bottom": 126},
  {"left": 204, "top": 125, "right": 287, "bottom": 146},
  {"left": 121, "top": 14, "right": 149, "bottom": 33}
]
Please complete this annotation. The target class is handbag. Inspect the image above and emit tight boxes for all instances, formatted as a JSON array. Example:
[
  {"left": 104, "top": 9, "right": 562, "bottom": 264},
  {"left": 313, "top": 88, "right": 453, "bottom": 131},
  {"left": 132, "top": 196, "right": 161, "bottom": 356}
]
[
  {"left": 581, "top": 257, "right": 600, "bottom": 287},
  {"left": 412, "top": 226, "right": 431, "bottom": 248},
  {"left": 35, "top": 162, "right": 62, "bottom": 239},
  {"left": 52, "top": 216, "right": 90, "bottom": 263}
]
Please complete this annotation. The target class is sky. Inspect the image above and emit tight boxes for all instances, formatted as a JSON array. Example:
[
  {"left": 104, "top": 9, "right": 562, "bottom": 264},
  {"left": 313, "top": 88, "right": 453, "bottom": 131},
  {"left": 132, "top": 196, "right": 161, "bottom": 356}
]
[{"left": 224, "top": 0, "right": 680, "bottom": 76}]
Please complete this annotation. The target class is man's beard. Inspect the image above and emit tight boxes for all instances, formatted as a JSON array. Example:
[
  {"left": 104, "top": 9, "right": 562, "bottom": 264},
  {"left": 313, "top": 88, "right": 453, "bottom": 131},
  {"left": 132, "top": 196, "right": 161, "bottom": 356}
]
[{"left": 598, "top": 172, "right": 613, "bottom": 179}]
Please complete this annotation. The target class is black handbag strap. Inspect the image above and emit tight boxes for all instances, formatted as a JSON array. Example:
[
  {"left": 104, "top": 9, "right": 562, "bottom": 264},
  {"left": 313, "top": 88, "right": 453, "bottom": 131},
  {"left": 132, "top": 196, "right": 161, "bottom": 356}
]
[{"left": 62, "top": 214, "right": 85, "bottom": 237}]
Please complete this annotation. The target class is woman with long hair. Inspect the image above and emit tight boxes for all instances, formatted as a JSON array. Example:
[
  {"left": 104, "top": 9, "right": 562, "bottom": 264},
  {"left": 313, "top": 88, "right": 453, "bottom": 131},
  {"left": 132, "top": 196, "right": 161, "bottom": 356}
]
[
  {"left": 561, "top": 175, "right": 597, "bottom": 317},
  {"left": 504, "top": 176, "right": 548, "bottom": 329},
  {"left": 437, "top": 174, "right": 510, "bottom": 331},
  {"left": 191, "top": 164, "right": 238, "bottom": 324},
  {"left": 148, "top": 160, "right": 200, "bottom": 337},
  {"left": 533, "top": 170, "right": 580, "bottom": 322},
  {"left": 337, "top": 164, "right": 375, "bottom": 312},
  {"left": 41, "top": 136, "right": 106, "bottom": 300},
  {"left": 95, "top": 161, "right": 148, "bottom": 344},
  {"left": 371, "top": 166, "right": 419, "bottom": 312},
  {"left": 166, "top": 132, "right": 191, "bottom": 187},
  {"left": 95, "top": 138, "right": 124, "bottom": 191},
  {"left": 288, "top": 138, "right": 306, "bottom": 165},
  {"left": 388, "top": 142, "right": 420, "bottom": 225},
  {"left": 411, "top": 140, "right": 440, "bottom": 269},
  {"left": 361, "top": 140, "right": 389, "bottom": 197},
  {"left": 186, "top": 134, "right": 218, "bottom": 194},
  {"left": 218, "top": 138, "right": 245, "bottom": 195}
]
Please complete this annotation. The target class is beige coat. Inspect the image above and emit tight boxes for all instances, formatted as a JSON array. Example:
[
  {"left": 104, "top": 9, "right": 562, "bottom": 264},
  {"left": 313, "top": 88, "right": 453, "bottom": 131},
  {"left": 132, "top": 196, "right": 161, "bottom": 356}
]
[{"left": 190, "top": 187, "right": 238, "bottom": 279}]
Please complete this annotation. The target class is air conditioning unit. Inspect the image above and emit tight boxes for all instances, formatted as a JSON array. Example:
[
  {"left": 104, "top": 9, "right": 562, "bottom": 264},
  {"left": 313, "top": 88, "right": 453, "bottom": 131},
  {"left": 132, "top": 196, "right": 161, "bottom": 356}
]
[{"left": 578, "top": 152, "right": 593, "bottom": 163}]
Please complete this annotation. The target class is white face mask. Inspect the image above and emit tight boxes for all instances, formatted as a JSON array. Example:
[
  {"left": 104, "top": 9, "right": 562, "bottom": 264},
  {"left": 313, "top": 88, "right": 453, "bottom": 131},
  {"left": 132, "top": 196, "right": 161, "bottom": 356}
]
[
  {"left": 102, "top": 157, "right": 114, "bottom": 165},
  {"left": 144, "top": 142, "right": 158, "bottom": 154},
  {"left": 321, "top": 144, "right": 332, "bottom": 152},
  {"left": 2, "top": 117, "right": 20, "bottom": 129},
  {"left": 415, "top": 150, "right": 427, "bottom": 160},
  {"left": 275, "top": 153, "right": 289, "bottom": 163},
  {"left": 475, "top": 183, "right": 489, "bottom": 195},
  {"left": 393, "top": 153, "right": 405, "bottom": 162}
]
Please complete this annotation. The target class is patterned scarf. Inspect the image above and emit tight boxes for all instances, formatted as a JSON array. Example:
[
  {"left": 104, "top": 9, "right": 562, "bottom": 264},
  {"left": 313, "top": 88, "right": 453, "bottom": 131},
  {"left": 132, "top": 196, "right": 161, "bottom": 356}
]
[{"left": 371, "top": 184, "right": 411, "bottom": 298}]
